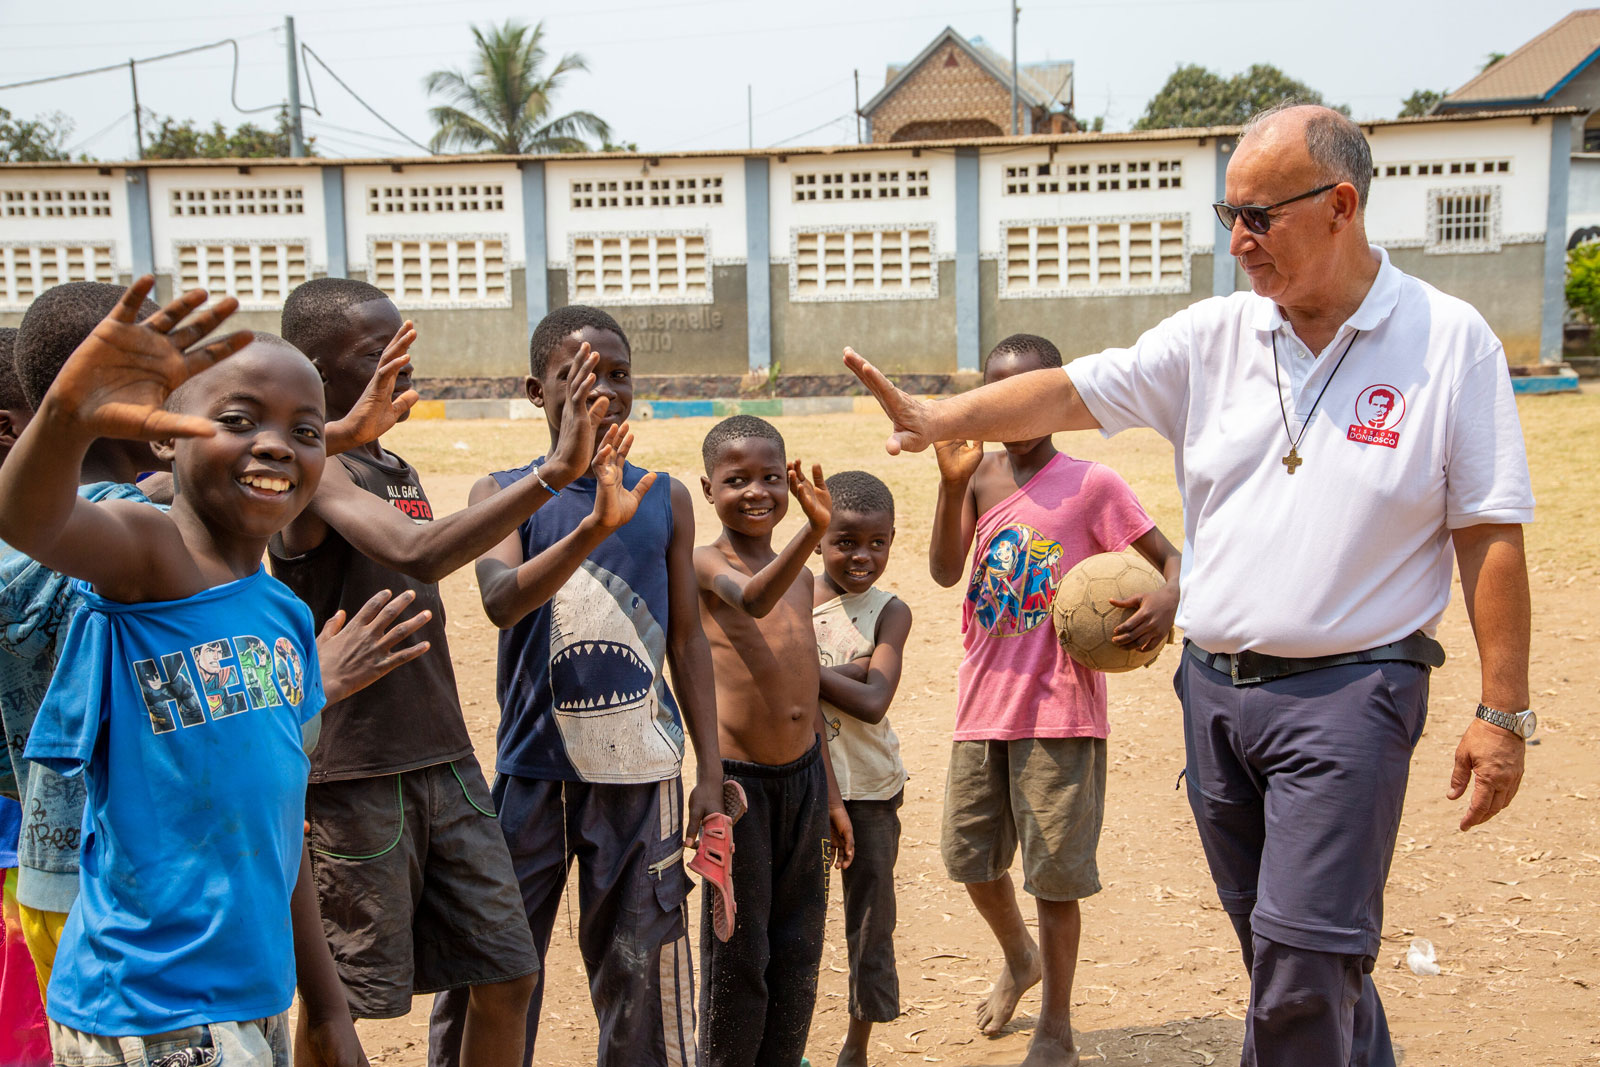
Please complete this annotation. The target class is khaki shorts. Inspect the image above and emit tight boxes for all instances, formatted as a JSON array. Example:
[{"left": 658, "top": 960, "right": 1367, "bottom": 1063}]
[{"left": 940, "top": 737, "right": 1107, "bottom": 901}]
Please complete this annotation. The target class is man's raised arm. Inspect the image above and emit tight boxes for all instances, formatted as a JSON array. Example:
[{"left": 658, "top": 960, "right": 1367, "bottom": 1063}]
[{"left": 841, "top": 346, "right": 1100, "bottom": 453}]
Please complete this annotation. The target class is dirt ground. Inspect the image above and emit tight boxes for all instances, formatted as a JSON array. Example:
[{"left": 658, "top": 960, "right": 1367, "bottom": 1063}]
[{"left": 338, "top": 388, "right": 1600, "bottom": 1067}]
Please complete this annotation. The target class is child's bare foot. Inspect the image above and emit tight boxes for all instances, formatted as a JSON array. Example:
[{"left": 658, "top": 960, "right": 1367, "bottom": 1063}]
[
  {"left": 976, "top": 945, "right": 1041, "bottom": 1034},
  {"left": 836, "top": 1043, "right": 869, "bottom": 1067},
  {"left": 1019, "top": 1032, "right": 1079, "bottom": 1067}
]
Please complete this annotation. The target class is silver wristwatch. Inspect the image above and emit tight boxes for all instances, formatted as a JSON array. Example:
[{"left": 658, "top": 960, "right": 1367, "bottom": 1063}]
[{"left": 1475, "top": 703, "right": 1537, "bottom": 740}]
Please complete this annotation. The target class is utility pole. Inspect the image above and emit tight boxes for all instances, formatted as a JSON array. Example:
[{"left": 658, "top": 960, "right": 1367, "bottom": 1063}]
[
  {"left": 285, "top": 15, "right": 306, "bottom": 157},
  {"left": 1010, "top": 0, "right": 1020, "bottom": 136},
  {"left": 854, "top": 69, "right": 861, "bottom": 144},
  {"left": 128, "top": 59, "right": 144, "bottom": 159},
  {"left": 747, "top": 85, "right": 753, "bottom": 149}
]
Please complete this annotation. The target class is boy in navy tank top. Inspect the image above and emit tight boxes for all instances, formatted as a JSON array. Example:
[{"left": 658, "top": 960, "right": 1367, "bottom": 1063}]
[{"left": 428, "top": 306, "right": 724, "bottom": 1067}]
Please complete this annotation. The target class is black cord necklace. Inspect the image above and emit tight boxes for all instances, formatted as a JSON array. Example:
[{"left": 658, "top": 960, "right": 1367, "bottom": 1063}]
[{"left": 1270, "top": 329, "right": 1360, "bottom": 475}]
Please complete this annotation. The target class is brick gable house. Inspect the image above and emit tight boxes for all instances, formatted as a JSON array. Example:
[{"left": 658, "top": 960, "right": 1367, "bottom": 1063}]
[{"left": 862, "top": 27, "right": 1074, "bottom": 143}]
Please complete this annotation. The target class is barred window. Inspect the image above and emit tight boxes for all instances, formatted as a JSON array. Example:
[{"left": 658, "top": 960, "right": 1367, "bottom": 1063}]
[
  {"left": 791, "top": 227, "right": 934, "bottom": 300},
  {"left": 0, "top": 243, "right": 116, "bottom": 307},
  {"left": 793, "top": 170, "right": 929, "bottom": 202},
  {"left": 169, "top": 188, "right": 305, "bottom": 216},
  {"left": 1, "top": 189, "right": 112, "bottom": 218},
  {"left": 572, "top": 176, "right": 724, "bottom": 209},
  {"left": 369, "top": 237, "right": 510, "bottom": 306},
  {"left": 175, "top": 242, "right": 309, "bottom": 308},
  {"left": 569, "top": 232, "right": 709, "bottom": 303},
  {"left": 1428, "top": 189, "right": 1498, "bottom": 253},
  {"left": 1002, "top": 218, "right": 1185, "bottom": 296},
  {"left": 1003, "top": 159, "right": 1181, "bottom": 195},
  {"left": 365, "top": 184, "right": 506, "bottom": 214}
]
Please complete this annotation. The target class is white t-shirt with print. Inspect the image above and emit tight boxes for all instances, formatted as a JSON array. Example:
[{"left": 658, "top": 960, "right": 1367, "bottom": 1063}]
[{"left": 1065, "top": 246, "right": 1534, "bottom": 658}]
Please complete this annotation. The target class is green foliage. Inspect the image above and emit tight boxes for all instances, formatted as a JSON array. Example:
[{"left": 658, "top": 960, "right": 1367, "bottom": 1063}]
[
  {"left": 1483, "top": 52, "right": 1507, "bottom": 71},
  {"left": 1398, "top": 89, "right": 1443, "bottom": 118},
  {"left": 600, "top": 139, "right": 639, "bottom": 152},
  {"left": 142, "top": 111, "right": 314, "bottom": 159},
  {"left": 0, "top": 106, "right": 72, "bottom": 162},
  {"left": 1565, "top": 240, "right": 1600, "bottom": 326},
  {"left": 1134, "top": 63, "right": 1348, "bottom": 130},
  {"left": 425, "top": 20, "right": 611, "bottom": 154}
]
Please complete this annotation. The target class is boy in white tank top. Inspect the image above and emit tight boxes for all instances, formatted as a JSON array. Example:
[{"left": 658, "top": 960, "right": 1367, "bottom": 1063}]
[{"left": 813, "top": 471, "right": 914, "bottom": 1067}]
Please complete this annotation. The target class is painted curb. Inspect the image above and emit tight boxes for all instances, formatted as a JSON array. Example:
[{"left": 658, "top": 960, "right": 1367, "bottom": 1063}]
[{"left": 1511, "top": 371, "right": 1580, "bottom": 395}]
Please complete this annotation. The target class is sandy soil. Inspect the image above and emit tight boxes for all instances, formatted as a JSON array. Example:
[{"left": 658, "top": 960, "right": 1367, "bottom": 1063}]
[{"left": 336, "top": 388, "right": 1600, "bottom": 1067}]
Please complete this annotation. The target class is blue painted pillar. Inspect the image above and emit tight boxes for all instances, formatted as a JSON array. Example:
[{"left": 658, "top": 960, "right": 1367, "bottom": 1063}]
[
  {"left": 321, "top": 166, "right": 347, "bottom": 278},
  {"left": 744, "top": 156, "right": 772, "bottom": 372},
  {"left": 1541, "top": 115, "right": 1572, "bottom": 364},
  {"left": 521, "top": 161, "right": 548, "bottom": 335},
  {"left": 125, "top": 167, "right": 153, "bottom": 279},
  {"left": 955, "top": 146, "right": 980, "bottom": 372},
  {"left": 1212, "top": 137, "right": 1236, "bottom": 298}
]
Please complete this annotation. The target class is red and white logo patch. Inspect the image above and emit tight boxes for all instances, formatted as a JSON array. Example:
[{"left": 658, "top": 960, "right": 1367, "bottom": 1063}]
[{"left": 1347, "top": 384, "right": 1406, "bottom": 448}]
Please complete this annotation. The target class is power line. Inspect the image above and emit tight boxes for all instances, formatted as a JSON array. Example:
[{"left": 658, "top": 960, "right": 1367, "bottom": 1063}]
[
  {"left": 768, "top": 114, "right": 855, "bottom": 148},
  {"left": 63, "top": 110, "right": 134, "bottom": 156},
  {"left": 0, "top": 36, "right": 282, "bottom": 117},
  {"left": 300, "top": 43, "right": 432, "bottom": 154},
  {"left": 662, "top": 75, "right": 855, "bottom": 150}
]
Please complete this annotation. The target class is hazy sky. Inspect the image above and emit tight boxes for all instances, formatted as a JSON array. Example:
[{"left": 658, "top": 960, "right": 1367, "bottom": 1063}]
[{"left": 0, "top": 0, "right": 1584, "bottom": 161}]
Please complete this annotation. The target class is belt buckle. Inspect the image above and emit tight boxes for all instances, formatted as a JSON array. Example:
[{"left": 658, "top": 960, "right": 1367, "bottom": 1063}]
[{"left": 1229, "top": 651, "right": 1265, "bottom": 687}]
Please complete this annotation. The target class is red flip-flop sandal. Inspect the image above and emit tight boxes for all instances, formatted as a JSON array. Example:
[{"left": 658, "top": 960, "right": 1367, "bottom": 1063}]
[{"left": 688, "top": 780, "right": 748, "bottom": 942}]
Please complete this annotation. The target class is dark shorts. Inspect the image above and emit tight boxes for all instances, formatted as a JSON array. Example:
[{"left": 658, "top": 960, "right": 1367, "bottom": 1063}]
[
  {"left": 1178, "top": 651, "right": 1430, "bottom": 959},
  {"left": 306, "top": 753, "right": 538, "bottom": 1020}
]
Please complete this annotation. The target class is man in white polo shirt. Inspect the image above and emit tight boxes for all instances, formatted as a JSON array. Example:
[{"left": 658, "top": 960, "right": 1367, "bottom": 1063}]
[{"left": 843, "top": 103, "right": 1533, "bottom": 1067}]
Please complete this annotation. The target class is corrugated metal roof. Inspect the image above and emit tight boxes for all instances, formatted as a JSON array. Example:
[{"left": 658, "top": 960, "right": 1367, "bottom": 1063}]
[
  {"left": 0, "top": 106, "right": 1577, "bottom": 171},
  {"left": 1444, "top": 9, "right": 1600, "bottom": 104}
]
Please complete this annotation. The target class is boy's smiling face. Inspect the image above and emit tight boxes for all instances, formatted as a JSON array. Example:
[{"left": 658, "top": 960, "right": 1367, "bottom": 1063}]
[
  {"left": 313, "top": 297, "right": 409, "bottom": 422},
  {"left": 702, "top": 436, "right": 788, "bottom": 538},
  {"left": 819, "top": 508, "right": 895, "bottom": 597},
  {"left": 529, "top": 326, "right": 633, "bottom": 452},
  {"left": 166, "top": 341, "right": 326, "bottom": 542}
]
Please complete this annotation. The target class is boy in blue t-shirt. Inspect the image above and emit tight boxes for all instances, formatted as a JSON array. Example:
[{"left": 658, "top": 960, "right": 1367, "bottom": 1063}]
[
  {"left": 0, "top": 277, "right": 392, "bottom": 1066},
  {"left": 429, "top": 305, "right": 724, "bottom": 1067}
]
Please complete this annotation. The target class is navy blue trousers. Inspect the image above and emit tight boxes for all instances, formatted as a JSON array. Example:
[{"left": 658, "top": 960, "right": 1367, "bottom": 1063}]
[{"left": 1178, "top": 651, "right": 1429, "bottom": 1067}]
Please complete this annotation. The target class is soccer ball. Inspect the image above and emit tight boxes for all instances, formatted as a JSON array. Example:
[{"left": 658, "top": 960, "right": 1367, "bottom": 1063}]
[{"left": 1051, "top": 551, "right": 1171, "bottom": 673}]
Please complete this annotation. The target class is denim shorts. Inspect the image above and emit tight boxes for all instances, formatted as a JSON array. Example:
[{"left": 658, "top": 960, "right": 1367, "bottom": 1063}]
[{"left": 47, "top": 1012, "right": 288, "bottom": 1067}]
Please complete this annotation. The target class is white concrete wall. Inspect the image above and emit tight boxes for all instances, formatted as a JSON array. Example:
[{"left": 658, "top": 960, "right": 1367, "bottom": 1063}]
[
  {"left": 341, "top": 161, "right": 525, "bottom": 272},
  {"left": 1566, "top": 154, "right": 1600, "bottom": 240},
  {"left": 769, "top": 148, "right": 958, "bottom": 262},
  {"left": 1364, "top": 117, "right": 1552, "bottom": 247},
  {"left": 978, "top": 140, "right": 1215, "bottom": 257},
  {"left": 0, "top": 167, "right": 129, "bottom": 269},
  {"left": 544, "top": 155, "right": 745, "bottom": 267},
  {"left": 148, "top": 166, "right": 326, "bottom": 274}
]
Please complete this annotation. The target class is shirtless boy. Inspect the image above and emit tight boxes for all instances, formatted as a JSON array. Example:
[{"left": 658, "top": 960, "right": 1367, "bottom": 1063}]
[{"left": 694, "top": 415, "right": 853, "bottom": 1067}]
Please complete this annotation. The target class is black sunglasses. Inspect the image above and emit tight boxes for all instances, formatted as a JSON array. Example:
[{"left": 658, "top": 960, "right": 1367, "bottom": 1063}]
[{"left": 1212, "top": 183, "right": 1338, "bottom": 235}]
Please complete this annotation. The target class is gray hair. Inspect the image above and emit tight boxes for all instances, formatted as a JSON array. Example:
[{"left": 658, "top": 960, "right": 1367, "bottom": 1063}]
[{"left": 1241, "top": 102, "right": 1372, "bottom": 210}]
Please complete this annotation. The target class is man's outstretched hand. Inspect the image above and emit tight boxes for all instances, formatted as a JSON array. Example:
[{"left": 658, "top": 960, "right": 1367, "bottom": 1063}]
[
  {"left": 47, "top": 276, "right": 252, "bottom": 442},
  {"left": 842, "top": 347, "right": 936, "bottom": 455}
]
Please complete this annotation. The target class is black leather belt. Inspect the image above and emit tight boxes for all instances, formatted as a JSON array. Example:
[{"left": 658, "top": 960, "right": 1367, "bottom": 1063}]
[{"left": 1185, "top": 631, "right": 1446, "bottom": 687}]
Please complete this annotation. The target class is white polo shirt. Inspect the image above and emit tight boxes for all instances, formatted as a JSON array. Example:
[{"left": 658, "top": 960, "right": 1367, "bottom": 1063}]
[{"left": 1065, "top": 246, "right": 1534, "bottom": 658}]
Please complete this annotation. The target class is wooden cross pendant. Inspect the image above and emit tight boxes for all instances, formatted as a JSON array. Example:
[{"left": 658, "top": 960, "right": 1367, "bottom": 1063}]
[{"left": 1281, "top": 447, "right": 1303, "bottom": 474}]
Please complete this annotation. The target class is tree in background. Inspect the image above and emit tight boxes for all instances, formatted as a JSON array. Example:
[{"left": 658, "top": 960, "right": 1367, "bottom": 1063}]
[
  {"left": 425, "top": 20, "right": 610, "bottom": 154},
  {"left": 1134, "top": 63, "right": 1347, "bottom": 129},
  {"left": 1565, "top": 240, "right": 1600, "bottom": 329},
  {"left": 1398, "top": 90, "right": 1444, "bottom": 118},
  {"left": 0, "top": 107, "right": 72, "bottom": 162},
  {"left": 143, "top": 110, "right": 315, "bottom": 159}
]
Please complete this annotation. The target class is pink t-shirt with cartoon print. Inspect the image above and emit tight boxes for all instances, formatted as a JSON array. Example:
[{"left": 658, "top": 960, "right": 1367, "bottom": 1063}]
[{"left": 955, "top": 452, "right": 1154, "bottom": 741}]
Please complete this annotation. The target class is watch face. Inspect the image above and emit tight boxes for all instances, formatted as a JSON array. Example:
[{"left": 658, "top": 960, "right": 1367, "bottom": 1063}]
[{"left": 1518, "top": 711, "right": 1538, "bottom": 739}]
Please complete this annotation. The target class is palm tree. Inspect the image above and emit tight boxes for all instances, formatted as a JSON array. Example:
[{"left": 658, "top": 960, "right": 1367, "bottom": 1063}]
[{"left": 424, "top": 21, "right": 611, "bottom": 154}]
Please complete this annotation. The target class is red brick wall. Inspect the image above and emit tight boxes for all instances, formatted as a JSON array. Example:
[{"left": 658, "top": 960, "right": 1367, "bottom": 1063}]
[{"left": 869, "top": 45, "right": 1028, "bottom": 143}]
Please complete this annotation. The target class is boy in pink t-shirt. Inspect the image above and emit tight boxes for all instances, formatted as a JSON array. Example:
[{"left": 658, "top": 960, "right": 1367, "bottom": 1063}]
[{"left": 929, "top": 334, "right": 1181, "bottom": 1067}]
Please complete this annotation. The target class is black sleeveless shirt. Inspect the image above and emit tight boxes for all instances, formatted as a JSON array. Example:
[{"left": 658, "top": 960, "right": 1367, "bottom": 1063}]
[{"left": 269, "top": 449, "right": 473, "bottom": 782}]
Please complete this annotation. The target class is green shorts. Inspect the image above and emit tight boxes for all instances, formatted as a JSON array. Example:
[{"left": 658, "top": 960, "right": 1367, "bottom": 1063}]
[{"left": 939, "top": 737, "right": 1107, "bottom": 902}]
